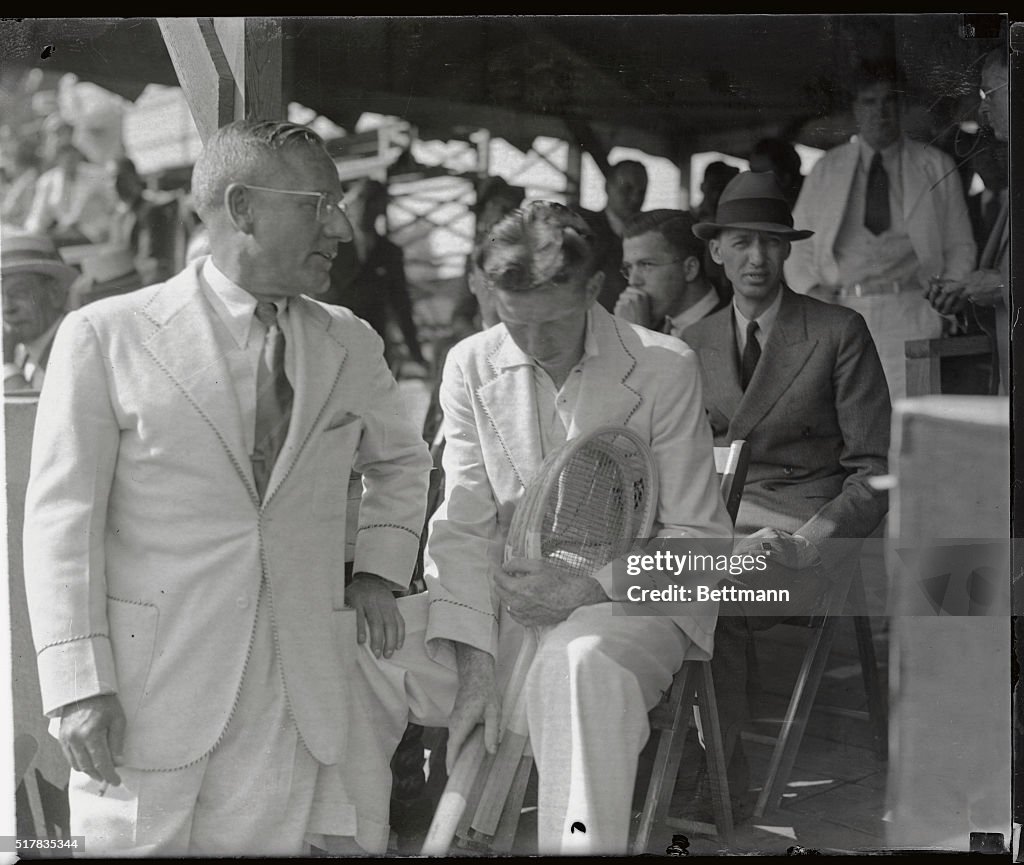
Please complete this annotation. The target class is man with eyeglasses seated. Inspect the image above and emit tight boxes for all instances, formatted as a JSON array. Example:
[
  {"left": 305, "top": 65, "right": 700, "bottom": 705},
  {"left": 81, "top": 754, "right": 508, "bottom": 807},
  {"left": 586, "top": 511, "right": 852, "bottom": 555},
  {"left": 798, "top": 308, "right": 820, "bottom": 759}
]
[
  {"left": 614, "top": 209, "right": 728, "bottom": 336},
  {"left": 23, "top": 120, "right": 432, "bottom": 856}
]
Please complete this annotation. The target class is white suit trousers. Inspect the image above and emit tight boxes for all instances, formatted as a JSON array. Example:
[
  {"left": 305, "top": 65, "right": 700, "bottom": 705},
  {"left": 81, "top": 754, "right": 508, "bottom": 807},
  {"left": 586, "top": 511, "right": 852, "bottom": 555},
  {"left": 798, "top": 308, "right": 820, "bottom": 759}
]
[
  {"left": 524, "top": 604, "right": 690, "bottom": 855},
  {"left": 67, "top": 581, "right": 320, "bottom": 857}
]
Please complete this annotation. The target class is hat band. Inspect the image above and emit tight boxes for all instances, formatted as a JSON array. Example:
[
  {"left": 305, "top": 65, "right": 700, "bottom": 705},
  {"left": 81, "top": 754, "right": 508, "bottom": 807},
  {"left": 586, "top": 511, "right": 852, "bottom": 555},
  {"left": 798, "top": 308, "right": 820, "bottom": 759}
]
[{"left": 715, "top": 197, "right": 794, "bottom": 229}]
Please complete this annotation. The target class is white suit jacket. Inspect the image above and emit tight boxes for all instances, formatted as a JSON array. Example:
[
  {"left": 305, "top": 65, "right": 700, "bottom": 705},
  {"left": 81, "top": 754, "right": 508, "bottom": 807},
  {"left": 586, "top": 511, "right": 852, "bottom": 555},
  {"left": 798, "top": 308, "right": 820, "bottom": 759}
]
[
  {"left": 423, "top": 305, "right": 732, "bottom": 662},
  {"left": 23, "top": 258, "right": 431, "bottom": 771},
  {"left": 784, "top": 136, "right": 976, "bottom": 292}
]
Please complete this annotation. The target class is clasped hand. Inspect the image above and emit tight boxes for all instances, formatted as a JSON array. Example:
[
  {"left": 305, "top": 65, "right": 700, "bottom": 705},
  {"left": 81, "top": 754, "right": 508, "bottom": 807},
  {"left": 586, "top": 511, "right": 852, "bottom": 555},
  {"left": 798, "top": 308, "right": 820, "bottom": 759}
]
[
  {"left": 732, "top": 527, "right": 820, "bottom": 573},
  {"left": 496, "top": 556, "right": 609, "bottom": 628}
]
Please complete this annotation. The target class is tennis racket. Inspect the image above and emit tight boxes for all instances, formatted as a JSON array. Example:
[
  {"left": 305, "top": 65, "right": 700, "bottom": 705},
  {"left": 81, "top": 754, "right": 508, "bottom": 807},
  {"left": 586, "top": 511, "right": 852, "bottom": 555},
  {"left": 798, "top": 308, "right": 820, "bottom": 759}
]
[{"left": 423, "top": 425, "right": 659, "bottom": 854}]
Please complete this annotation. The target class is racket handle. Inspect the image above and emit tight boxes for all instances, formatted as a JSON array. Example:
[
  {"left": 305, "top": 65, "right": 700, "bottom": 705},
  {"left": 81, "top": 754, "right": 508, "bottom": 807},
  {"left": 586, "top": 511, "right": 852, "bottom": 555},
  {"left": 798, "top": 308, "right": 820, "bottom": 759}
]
[{"left": 422, "top": 727, "right": 487, "bottom": 855}]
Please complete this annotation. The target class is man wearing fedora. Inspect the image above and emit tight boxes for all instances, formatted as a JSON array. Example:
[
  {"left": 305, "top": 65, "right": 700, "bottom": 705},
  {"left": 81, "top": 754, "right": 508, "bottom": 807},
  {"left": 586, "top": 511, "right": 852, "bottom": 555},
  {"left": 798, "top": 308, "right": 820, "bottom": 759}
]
[
  {"left": 682, "top": 171, "right": 891, "bottom": 816},
  {"left": 2, "top": 230, "right": 77, "bottom": 392}
]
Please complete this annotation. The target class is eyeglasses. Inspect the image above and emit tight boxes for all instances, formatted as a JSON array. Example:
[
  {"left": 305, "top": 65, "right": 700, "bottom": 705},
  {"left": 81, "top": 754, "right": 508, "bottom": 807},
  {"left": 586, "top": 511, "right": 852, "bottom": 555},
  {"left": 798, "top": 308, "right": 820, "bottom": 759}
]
[
  {"left": 979, "top": 81, "right": 1008, "bottom": 102},
  {"left": 619, "top": 258, "right": 683, "bottom": 280},
  {"left": 243, "top": 185, "right": 349, "bottom": 224}
]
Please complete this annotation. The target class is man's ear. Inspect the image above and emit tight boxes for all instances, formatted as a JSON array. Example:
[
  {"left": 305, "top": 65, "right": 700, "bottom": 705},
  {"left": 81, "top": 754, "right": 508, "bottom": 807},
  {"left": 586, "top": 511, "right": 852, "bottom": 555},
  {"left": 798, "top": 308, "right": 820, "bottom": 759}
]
[
  {"left": 224, "top": 183, "right": 255, "bottom": 234},
  {"left": 683, "top": 255, "right": 702, "bottom": 283},
  {"left": 585, "top": 268, "right": 606, "bottom": 301},
  {"left": 780, "top": 240, "right": 792, "bottom": 263},
  {"left": 707, "top": 237, "right": 724, "bottom": 266}
]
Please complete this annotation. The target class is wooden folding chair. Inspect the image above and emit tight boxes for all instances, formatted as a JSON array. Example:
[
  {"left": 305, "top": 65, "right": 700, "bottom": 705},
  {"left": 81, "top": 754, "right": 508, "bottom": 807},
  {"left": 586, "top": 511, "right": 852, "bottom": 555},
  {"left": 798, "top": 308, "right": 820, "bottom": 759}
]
[
  {"left": 749, "top": 556, "right": 887, "bottom": 818},
  {"left": 631, "top": 439, "right": 750, "bottom": 853}
]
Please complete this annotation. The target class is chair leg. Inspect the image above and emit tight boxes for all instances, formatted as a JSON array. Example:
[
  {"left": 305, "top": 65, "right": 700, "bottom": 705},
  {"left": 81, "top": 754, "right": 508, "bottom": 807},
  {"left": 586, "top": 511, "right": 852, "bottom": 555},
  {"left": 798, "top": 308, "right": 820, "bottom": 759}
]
[
  {"left": 632, "top": 662, "right": 700, "bottom": 855},
  {"left": 754, "top": 615, "right": 842, "bottom": 818},
  {"left": 490, "top": 751, "right": 534, "bottom": 853},
  {"left": 849, "top": 574, "right": 888, "bottom": 762},
  {"left": 696, "top": 664, "right": 735, "bottom": 842}
]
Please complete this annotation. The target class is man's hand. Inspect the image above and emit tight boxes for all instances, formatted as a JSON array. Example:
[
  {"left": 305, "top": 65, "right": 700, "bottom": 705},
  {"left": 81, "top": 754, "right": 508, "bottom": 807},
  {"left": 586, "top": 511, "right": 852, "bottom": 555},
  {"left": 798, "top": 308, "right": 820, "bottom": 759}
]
[
  {"left": 59, "top": 694, "right": 126, "bottom": 787},
  {"left": 961, "top": 268, "right": 1005, "bottom": 308},
  {"left": 923, "top": 277, "right": 970, "bottom": 316},
  {"left": 732, "top": 527, "right": 820, "bottom": 571},
  {"left": 496, "top": 556, "right": 609, "bottom": 629},
  {"left": 613, "top": 287, "right": 653, "bottom": 328},
  {"left": 345, "top": 572, "right": 404, "bottom": 659},
  {"left": 447, "top": 644, "right": 501, "bottom": 774}
]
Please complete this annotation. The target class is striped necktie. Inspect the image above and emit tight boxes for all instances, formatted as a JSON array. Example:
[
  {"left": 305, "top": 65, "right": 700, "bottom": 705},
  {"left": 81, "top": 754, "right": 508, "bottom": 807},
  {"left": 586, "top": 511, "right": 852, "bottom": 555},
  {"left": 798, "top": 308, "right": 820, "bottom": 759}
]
[
  {"left": 252, "top": 301, "right": 294, "bottom": 500},
  {"left": 740, "top": 320, "right": 761, "bottom": 391}
]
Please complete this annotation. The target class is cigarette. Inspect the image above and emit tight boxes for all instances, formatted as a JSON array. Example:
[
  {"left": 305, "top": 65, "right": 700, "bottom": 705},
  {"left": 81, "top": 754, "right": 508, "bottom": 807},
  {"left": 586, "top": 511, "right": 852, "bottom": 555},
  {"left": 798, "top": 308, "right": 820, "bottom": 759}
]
[{"left": 98, "top": 781, "right": 109, "bottom": 797}]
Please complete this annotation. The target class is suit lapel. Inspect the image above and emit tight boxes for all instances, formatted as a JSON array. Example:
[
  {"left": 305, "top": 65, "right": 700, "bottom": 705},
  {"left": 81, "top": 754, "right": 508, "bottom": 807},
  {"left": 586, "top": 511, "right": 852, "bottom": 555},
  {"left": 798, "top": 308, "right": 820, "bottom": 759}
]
[
  {"left": 478, "top": 331, "right": 544, "bottom": 490},
  {"left": 142, "top": 265, "right": 253, "bottom": 496},
  {"left": 262, "top": 297, "right": 348, "bottom": 504},
  {"left": 729, "top": 289, "right": 817, "bottom": 441},
  {"left": 567, "top": 308, "right": 643, "bottom": 438},
  {"left": 694, "top": 307, "right": 744, "bottom": 423}
]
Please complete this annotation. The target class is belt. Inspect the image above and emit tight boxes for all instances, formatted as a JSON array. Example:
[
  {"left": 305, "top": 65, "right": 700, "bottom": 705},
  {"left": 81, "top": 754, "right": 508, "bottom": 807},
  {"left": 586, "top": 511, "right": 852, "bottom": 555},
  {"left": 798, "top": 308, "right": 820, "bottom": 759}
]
[{"left": 834, "top": 280, "right": 911, "bottom": 299}]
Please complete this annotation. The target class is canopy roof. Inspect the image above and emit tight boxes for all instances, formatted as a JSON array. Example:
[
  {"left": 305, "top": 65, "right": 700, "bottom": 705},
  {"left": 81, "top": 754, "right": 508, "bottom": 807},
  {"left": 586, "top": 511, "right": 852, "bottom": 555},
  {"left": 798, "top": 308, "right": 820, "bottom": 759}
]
[{"left": 2, "top": 15, "right": 1006, "bottom": 161}]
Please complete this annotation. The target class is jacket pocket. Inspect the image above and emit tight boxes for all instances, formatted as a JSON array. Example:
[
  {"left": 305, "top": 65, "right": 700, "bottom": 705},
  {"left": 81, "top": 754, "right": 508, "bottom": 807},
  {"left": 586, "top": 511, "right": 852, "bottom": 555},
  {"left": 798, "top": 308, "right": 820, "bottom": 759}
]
[
  {"left": 106, "top": 596, "right": 159, "bottom": 723},
  {"left": 313, "top": 423, "right": 363, "bottom": 518}
]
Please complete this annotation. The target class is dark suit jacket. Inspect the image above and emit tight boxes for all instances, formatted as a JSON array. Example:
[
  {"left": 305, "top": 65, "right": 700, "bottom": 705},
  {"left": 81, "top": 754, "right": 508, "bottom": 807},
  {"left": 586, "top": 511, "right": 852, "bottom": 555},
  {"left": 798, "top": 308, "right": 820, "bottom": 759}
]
[
  {"left": 682, "top": 287, "right": 891, "bottom": 580},
  {"left": 580, "top": 208, "right": 627, "bottom": 312}
]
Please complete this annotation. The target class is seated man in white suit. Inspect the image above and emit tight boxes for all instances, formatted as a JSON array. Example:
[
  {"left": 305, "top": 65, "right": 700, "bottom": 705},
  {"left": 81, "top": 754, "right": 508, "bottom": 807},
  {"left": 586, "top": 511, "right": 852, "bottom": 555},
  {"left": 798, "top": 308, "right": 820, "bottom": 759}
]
[
  {"left": 23, "top": 120, "right": 432, "bottom": 856},
  {"left": 422, "top": 201, "right": 733, "bottom": 854}
]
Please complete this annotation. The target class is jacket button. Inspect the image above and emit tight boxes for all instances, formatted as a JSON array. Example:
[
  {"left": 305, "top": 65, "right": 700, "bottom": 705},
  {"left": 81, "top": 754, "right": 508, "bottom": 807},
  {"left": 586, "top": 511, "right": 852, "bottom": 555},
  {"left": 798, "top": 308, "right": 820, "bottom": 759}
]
[
  {"left": 783, "top": 466, "right": 794, "bottom": 476},
  {"left": 236, "top": 597, "right": 250, "bottom": 610},
  {"left": 802, "top": 427, "right": 812, "bottom": 438}
]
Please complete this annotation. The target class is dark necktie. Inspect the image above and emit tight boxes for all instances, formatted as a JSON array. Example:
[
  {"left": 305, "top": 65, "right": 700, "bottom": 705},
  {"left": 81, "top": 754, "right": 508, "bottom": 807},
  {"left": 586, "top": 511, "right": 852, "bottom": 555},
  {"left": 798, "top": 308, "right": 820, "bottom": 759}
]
[
  {"left": 252, "top": 301, "right": 294, "bottom": 500},
  {"left": 864, "top": 152, "right": 891, "bottom": 236},
  {"left": 740, "top": 320, "right": 761, "bottom": 391}
]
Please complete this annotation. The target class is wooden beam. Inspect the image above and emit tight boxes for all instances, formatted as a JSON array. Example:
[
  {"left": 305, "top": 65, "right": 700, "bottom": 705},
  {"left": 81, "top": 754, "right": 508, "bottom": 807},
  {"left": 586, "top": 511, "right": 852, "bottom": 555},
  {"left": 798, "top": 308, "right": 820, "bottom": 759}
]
[
  {"left": 157, "top": 17, "right": 235, "bottom": 142},
  {"left": 214, "top": 17, "right": 284, "bottom": 122}
]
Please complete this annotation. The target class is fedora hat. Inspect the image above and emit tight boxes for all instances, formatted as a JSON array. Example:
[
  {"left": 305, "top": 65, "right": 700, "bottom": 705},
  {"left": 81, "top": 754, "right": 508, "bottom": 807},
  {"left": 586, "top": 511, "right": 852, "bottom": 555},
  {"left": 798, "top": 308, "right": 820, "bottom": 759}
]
[
  {"left": 692, "top": 170, "right": 813, "bottom": 241},
  {"left": 1, "top": 230, "right": 79, "bottom": 287}
]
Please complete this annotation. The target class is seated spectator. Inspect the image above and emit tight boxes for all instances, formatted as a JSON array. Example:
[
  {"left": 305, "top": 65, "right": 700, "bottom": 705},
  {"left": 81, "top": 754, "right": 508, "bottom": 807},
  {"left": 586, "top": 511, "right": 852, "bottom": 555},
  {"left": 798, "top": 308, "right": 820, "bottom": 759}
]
[
  {"left": 748, "top": 138, "right": 804, "bottom": 209},
  {"left": 24, "top": 141, "right": 118, "bottom": 247},
  {"left": 108, "top": 156, "right": 179, "bottom": 284},
  {"left": 1, "top": 138, "right": 41, "bottom": 228},
  {"left": 614, "top": 209, "right": 727, "bottom": 335},
  {"left": 450, "top": 176, "right": 525, "bottom": 337},
  {"left": 2, "top": 230, "right": 76, "bottom": 392},
  {"left": 682, "top": 171, "right": 890, "bottom": 820},
  {"left": 923, "top": 47, "right": 1009, "bottom": 394},
  {"left": 692, "top": 161, "right": 740, "bottom": 300},
  {"left": 423, "top": 200, "right": 731, "bottom": 854},
  {"left": 581, "top": 159, "right": 649, "bottom": 312},
  {"left": 322, "top": 178, "right": 428, "bottom": 371},
  {"left": 693, "top": 161, "right": 740, "bottom": 225}
]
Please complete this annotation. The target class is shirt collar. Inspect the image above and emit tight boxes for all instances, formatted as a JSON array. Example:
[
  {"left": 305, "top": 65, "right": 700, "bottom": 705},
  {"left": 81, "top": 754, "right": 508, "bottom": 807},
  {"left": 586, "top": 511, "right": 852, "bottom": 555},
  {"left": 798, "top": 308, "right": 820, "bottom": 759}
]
[
  {"left": 201, "top": 257, "right": 289, "bottom": 349},
  {"left": 858, "top": 135, "right": 902, "bottom": 172},
  {"left": 733, "top": 285, "right": 783, "bottom": 342},
  {"left": 665, "top": 288, "right": 719, "bottom": 336}
]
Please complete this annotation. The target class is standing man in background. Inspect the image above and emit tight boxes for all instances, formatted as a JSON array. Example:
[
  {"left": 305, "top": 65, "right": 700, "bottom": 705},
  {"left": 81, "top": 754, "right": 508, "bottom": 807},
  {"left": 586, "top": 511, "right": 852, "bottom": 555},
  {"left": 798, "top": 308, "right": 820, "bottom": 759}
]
[{"left": 784, "top": 57, "right": 975, "bottom": 401}]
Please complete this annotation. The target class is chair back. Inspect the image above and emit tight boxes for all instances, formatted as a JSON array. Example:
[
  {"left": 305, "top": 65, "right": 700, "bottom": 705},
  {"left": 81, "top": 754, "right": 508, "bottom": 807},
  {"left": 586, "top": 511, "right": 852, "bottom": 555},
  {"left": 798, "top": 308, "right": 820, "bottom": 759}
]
[{"left": 714, "top": 440, "right": 750, "bottom": 525}]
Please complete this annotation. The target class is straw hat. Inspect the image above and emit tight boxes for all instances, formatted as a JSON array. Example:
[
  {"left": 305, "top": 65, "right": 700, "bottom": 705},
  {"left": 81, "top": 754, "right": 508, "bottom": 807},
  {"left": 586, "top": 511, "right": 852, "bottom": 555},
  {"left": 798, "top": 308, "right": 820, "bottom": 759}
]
[
  {"left": 692, "top": 171, "right": 813, "bottom": 241},
  {"left": 1, "top": 230, "right": 79, "bottom": 287}
]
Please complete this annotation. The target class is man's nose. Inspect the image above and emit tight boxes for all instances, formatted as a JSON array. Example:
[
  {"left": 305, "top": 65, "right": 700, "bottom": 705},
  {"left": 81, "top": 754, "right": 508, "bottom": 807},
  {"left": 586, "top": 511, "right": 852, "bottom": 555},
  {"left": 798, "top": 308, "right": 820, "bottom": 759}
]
[
  {"left": 627, "top": 268, "right": 644, "bottom": 287},
  {"left": 748, "top": 242, "right": 766, "bottom": 263},
  {"left": 324, "top": 207, "right": 355, "bottom": 243}
]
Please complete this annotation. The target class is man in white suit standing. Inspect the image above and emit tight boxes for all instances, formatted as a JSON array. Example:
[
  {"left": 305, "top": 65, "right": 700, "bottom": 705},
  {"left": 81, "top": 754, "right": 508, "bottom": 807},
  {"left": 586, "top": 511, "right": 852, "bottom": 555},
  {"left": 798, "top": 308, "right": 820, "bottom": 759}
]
[
  {"left": 23, "top": 120, "right": 432, "bottom": 856},
  {"left": 422, "top": 201, "right": 732, "bottom": 854},
  {"left": 784, "top": 57, "right": 975, "bottom": 401}
]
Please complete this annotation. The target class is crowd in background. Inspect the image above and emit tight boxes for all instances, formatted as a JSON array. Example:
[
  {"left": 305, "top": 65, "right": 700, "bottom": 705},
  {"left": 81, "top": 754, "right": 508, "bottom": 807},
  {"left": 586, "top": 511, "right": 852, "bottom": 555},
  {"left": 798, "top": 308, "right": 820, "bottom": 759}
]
[{"left": 1, "top": 50, "right": 1010, "bottom": 402}]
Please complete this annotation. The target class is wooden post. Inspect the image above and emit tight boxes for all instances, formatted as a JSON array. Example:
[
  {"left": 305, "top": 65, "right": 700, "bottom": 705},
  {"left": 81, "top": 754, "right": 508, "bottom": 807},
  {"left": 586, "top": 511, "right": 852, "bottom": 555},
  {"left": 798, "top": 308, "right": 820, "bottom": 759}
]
[
  {"left": 213, "top": 17, "right": 284, "bottom": 122},
  {"left": 157, "top": 18, "right": 235, "bottom": 142},
  {"left": 158, "top": 17, "right": 284, "bottom": 143}
]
